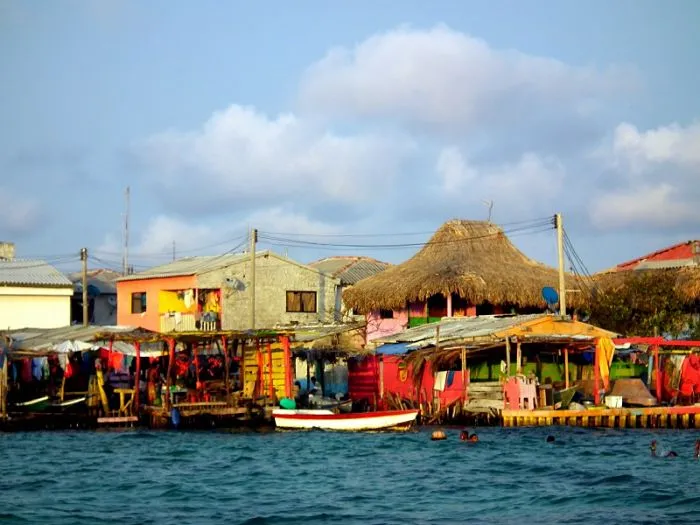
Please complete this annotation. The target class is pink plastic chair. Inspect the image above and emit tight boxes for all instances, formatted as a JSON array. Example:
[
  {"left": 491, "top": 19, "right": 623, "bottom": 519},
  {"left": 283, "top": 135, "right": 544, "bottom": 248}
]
[{"left": 503, "top": 377, "right": 538, "bottom": 410}]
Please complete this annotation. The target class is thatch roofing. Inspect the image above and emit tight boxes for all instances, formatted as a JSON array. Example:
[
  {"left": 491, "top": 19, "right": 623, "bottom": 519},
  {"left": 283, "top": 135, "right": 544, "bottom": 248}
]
[
  {"left": 593, "top": 267, "right": 700, "bottom": 303},
  {"left": 343, "top": 219, "right": 580, "bottom": 312}
]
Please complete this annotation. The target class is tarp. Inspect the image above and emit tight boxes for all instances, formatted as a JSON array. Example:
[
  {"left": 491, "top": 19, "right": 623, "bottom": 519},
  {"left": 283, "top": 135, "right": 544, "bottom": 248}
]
[
  {"left": 597, "top": 337, "right": 616, "bottom": 389},
  {"left": 376, "top": 342, "right": 409, "bottom": 355}
]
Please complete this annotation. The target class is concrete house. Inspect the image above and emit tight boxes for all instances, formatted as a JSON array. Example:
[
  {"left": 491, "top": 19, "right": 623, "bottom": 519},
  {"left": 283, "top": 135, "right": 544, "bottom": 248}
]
[
  {"left": 68, "top": 269, "right": 120, "bottom": 325},
  {"left": 308, "top": 256, "right": 390, "bottom": 321},
  {"left": 0, "top": 242, "right": 73, "bottom": 329},
  {"left": 116, "top": 250, "right": 341, "bottom": 332}
]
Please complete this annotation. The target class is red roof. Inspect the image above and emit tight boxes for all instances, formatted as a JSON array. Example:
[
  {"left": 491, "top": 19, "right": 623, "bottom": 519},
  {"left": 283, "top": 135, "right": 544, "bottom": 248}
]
[{"left": 615, "top": 240, "right": 700, "bottom": 271}]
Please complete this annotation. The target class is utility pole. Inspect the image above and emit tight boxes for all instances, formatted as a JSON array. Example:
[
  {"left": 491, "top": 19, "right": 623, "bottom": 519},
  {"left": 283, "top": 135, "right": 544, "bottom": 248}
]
[
  {"left": 249, "top": 228, "right": 257, "bottom": 329},
  {"left": 122, "top": 186, "right": 130, "bottom": 276},
  {"left": 555, "top": 213, "right": 567, "bottom": 317},
  {"left": 81, "top": 248, "right": 89, "bottom": 326}
]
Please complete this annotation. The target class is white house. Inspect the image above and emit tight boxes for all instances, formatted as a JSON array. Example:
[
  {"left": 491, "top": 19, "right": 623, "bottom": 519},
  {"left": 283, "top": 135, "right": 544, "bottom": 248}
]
[{"left": 0, "top": 242, "right": 73, "bottom": 330}]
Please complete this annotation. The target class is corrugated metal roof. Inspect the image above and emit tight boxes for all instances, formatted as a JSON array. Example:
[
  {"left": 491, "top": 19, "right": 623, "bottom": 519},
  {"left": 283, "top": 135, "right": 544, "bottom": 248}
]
[
  {"left": 374, "top": 314, "right": 546, "bottom": 350},
  {"left": 3, "top": 325, "right": 163, "bottom": 356},
  {"left": 69, "top": 269, "right": 119, "bottom": 294},
  {"left": 117, "top": 252, "right": 253, "bottom": 281},
  {"left": 309, "top": 256, "right": 390, "bottom": 285},
  {"left": 635, "top": 259, "right": 698, "bottom": 270},
  {"left": 0, "top": 259, "right": 72, "bottom": 287}
]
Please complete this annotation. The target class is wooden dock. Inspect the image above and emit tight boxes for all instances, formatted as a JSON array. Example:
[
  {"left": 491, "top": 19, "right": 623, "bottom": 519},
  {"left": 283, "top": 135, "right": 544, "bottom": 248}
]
[{"left": 502, "top": 405, "right": 700, "bottom": 429}]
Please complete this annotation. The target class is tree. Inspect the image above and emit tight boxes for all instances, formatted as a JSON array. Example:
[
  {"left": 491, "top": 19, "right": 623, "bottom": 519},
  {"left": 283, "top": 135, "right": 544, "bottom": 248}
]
[{"left": 588, "top": 271, "right": 689, "bottom": 337}]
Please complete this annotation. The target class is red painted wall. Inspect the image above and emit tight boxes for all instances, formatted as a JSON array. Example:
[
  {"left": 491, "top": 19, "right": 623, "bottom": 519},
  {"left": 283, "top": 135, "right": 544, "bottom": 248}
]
[
  {"left": 348, "top": 354, "right": 468, "bottom": 410},
  {"left": 117, "top": 275, "right": 196, "bottom": 332}
]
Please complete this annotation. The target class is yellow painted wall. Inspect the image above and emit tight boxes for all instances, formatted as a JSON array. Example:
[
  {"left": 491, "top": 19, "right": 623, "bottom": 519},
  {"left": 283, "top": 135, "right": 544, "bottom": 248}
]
[
  {"left": 158, "top": 290, "right": 196, "bottom": 314},
  {"left": 0, "top": 287, "right": 72, "bottom": 329},
  {"left": 242, "top": 342, "right": 288, "bottom": 399}
]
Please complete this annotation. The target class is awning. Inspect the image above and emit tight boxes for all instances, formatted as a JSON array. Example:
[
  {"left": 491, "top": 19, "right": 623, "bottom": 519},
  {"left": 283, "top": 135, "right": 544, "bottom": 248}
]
[{"left": 377, "top": 342, "right": 410, "bottom": 355}]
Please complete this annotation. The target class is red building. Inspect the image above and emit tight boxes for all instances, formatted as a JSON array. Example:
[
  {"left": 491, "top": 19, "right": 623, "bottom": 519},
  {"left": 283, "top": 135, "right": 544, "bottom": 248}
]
[{"left": 613, "top": 240, "right": 700, "bottom": 272}]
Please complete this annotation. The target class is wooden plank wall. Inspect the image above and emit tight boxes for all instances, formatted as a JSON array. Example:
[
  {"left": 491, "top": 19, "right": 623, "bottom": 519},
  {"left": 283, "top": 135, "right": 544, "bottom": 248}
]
[{"left": 242, "top": 342, "right": 287, "bottom": 400}]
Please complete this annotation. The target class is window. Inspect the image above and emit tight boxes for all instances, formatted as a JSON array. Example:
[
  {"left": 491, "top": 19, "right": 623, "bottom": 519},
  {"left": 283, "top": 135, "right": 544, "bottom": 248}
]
[
  {"left": 131, "top": 292, "right": 147, "bottom": 314},
  {"left": 286, "top": 291, "right": 317, "bottom": 313},
  {"left": 379, "top": 309, "right": 394, "bottom": 319}
]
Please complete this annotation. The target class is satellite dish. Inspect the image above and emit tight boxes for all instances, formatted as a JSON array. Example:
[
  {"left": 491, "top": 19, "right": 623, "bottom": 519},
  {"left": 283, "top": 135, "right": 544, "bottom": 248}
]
[{"left": 541, "top": 287, "right": 559, "bottom": 311}]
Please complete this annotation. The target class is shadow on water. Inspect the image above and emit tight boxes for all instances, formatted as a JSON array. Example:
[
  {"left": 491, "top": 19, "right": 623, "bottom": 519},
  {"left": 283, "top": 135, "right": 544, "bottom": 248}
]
[{"left": 1, "top": 426, "right": 699, "bottom": 524}]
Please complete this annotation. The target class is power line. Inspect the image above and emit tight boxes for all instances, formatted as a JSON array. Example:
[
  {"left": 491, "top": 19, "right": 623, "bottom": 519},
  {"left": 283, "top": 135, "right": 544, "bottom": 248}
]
[
  {"left": 258, "top": 223, "right": 554, "bottom": 251},
  {"left": 262, "top": 216, "right": 555, "bottom": 238}
]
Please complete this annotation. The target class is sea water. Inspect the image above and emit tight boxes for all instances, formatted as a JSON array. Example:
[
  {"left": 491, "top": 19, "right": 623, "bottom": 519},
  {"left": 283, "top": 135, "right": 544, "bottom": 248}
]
[{"left": 1, "top": 427, "right": 699, "bottom": 524}]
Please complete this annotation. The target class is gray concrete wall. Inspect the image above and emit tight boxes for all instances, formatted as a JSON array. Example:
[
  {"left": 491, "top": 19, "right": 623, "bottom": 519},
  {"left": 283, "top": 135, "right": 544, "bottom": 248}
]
[{"left": 196, "top": 252, "right": 340, "bottom": 330}]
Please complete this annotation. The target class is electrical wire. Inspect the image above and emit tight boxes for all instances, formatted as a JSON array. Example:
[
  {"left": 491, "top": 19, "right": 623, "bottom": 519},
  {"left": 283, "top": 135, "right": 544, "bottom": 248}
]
[
  {"left": 258, "top": 221, "right": 554, "bottom": 250},
  {"left": 261, "top": 216, "right": 555, "bottom": 238}
]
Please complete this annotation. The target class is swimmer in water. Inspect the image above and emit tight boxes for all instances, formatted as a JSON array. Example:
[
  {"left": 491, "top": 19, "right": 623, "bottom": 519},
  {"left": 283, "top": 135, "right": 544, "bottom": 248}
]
[
  {"left": 650, "top": 440, "right": 678, "bottom": 458},
  {"left": 459, "top": 430, "right": 478, "bottom": 442},
  {"left": 694, "top": 439, "right": 700, "bottom": 459},
  {"left": 546, "top": 435, "right": 555, "bottom": 443}
]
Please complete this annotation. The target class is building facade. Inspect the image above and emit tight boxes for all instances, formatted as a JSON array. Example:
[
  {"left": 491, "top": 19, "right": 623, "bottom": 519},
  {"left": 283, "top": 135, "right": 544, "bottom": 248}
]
[
  {"left": 0, "top": 242, "right": 73, "bottom": 330},
  {"left": 116, "top": 250, "right": 341, "bottom": 332}
]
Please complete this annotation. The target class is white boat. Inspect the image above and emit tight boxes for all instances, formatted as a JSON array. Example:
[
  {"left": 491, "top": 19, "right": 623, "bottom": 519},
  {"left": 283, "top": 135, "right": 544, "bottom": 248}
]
[{"left": 272, "top": 409, "right": 419, "bottom": 431}]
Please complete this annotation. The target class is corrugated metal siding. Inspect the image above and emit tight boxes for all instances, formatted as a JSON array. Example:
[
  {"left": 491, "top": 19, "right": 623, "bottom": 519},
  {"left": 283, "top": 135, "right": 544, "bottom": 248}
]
[
  {"left": 117, "top": 252, "right": 252, "bottom": 281},
  {"left": 0, "top": 259, "right": 72, "bottom": 287}
]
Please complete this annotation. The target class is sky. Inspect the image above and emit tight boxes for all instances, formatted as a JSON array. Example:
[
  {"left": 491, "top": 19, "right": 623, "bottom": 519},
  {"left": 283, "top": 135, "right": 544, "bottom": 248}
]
[{"left": 1, "top": 0, "right": 699, "bottom": 276}]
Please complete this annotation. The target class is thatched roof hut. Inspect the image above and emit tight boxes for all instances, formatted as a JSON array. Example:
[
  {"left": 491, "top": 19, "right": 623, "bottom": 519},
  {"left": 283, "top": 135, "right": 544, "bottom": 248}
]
[
  {"left": 593, "top": 267, "right": 700, "bottom": 304},
  {"left": 343, "top": 219, "right": 580, "bottom": 312}
]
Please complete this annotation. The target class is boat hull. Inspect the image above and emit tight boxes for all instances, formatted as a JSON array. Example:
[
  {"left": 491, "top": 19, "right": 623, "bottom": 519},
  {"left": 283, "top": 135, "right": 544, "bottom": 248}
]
[{"left": 272, "top": 409, "right": 419, "bottom": 431}]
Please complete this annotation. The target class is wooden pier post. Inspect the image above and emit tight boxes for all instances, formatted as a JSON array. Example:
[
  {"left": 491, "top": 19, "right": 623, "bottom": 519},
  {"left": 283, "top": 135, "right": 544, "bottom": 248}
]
[
  {"left": 281, "top": 336, "right": 292, "bottom": 399},
  {"left": 165, "top": 338, "right": 175, "bottom": 410},
  {"left": 594, "top": 339, "right": 601, "bottom": 405},
  {"left": 267, "top": 342, "right": 274, "bottom": 399},
  {"left": 505, "top": 337, "right": 511, "bottom": 376},
  {"left": 461, "top": 347, "right": 467, "bottom": 406},
  {"left": 134, "top": 341, "right": 141, "bottom": 413},
  {"left": 654, "top": 345, "right": 661, "bottom": 402},
  {"left": 564, "top": 348, "right": 569, "bottom": 389},
  {"left": 516, "top": 340, "right": 522, "bottom": 374},
  {"left": 222, "top": 336, "right": 230, "bottom": 395}
]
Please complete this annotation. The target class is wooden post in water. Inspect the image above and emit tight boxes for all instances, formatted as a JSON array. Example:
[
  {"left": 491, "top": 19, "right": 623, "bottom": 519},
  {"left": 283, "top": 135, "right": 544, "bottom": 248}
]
[
  {"left": 165, "top": 338, "right": 175, "bottom": 411},
  {"left": 281, "top": 336, "right": 292, "bottom": 399},
  {"left": 134, "top": 341, "right": 141, "bottom": 413},
  {"left": 593, "top": 339, "right": 601, "bottom": 405},
  {"left": 461, "top": 347, "right": 467, "bottom": 406},
  {"left": 564, "top": 348, "right": 570, "bottom": 389},
  {"left": 654, "top": 345, "right": 661, "bottom": 402},
  {"left": 267, "top": 342, "right": 274, "bottom": 399},
  {"left": 222, "top": 336, "right": 229, "bottom": 395},
  {"left": 505, "top": 337, "right": 511, "bottom": 376}
]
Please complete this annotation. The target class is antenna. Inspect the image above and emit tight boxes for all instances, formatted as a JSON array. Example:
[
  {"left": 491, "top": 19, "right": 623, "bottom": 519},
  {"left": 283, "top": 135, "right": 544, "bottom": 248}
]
[
  {"left": 122, "top": 186, "right": 130, "bottom": 276},
  {"left": 482, "top": 200, "right": 494, "bottom": 222}
]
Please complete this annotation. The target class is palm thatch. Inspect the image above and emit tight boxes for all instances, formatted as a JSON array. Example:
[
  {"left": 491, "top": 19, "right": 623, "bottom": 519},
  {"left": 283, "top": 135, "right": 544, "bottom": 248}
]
[
  {"left": 593, "top": 267, "right": 700, "bottom": 304},
  {"left": 343, "top": 219, "right": 581, "bottom": 312}
]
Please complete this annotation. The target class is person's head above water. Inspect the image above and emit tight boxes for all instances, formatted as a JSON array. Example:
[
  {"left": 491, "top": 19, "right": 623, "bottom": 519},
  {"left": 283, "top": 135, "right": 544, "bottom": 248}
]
[
  {"left": 460, "top": 429, "right": 478, "bottom": 442},
  {"left": 546, "top": 435, "right": 555, "bottom": 443}
]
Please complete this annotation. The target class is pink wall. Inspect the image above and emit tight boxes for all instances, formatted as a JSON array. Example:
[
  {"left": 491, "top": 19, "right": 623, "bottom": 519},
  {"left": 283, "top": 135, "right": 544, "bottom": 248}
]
[{"left": 366, "top": 308, "right": 408, "bottom": 342}]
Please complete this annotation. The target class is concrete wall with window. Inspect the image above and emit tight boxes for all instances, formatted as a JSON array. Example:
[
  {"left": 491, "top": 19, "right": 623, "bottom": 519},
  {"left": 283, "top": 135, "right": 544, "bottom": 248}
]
[{"left": 196, "top": 252, "right": 340, "bottom": 330}]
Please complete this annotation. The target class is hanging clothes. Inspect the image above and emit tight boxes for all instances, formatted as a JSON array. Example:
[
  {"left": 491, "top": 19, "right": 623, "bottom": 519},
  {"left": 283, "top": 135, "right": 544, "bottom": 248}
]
[
  {"left": 31, "top": 358, "right": 46, "bottom": 381},
  {"left": 679, "top": 354, "right": 700, "bottom": 397},
  {"left": 596, "top": 338, "right": 616, "bottom": 389},
  {"left": 20, "top": 358, "right": 32, "bottom": 383},
  {"left": 109, "top": 351, "right": 124, "bottom": 372},
  {"left": 434, "top": 371, "right": 447, "bottom": 391}
]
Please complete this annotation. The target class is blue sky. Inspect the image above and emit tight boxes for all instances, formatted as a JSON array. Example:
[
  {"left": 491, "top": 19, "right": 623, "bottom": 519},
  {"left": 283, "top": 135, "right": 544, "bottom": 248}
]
[{"left": 1, "top": 0, "right": 699, "bottom": 275}]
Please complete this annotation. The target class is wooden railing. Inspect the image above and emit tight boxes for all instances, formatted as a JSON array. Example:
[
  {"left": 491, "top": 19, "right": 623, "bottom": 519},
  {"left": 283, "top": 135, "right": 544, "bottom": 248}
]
[{"left": 159, "top": 313, "right": 220, "bottom": 333}]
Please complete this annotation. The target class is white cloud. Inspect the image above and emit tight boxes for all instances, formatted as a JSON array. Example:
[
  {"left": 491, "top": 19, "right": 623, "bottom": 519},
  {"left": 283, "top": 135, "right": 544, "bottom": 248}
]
[
  {"left": 435, "top": 148, "right": 565, "bottom": 212},
  {"left": 0, "top": 187, "right": 41, "bottom": 235},
  {"left": 299, "top": 25, "right": 633, "bottom": 132},
  {"left": 138, "top": 104, "right": 410, "bottom": 211},
  {"left": 590, "top": 121, "right": 700, "bottom": 229},
  {"left": 612, "top": 121, "right": 700, "bottom": 171},
  {"left": 590, "top": 183, "right": 699, "bottom": 228}
]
